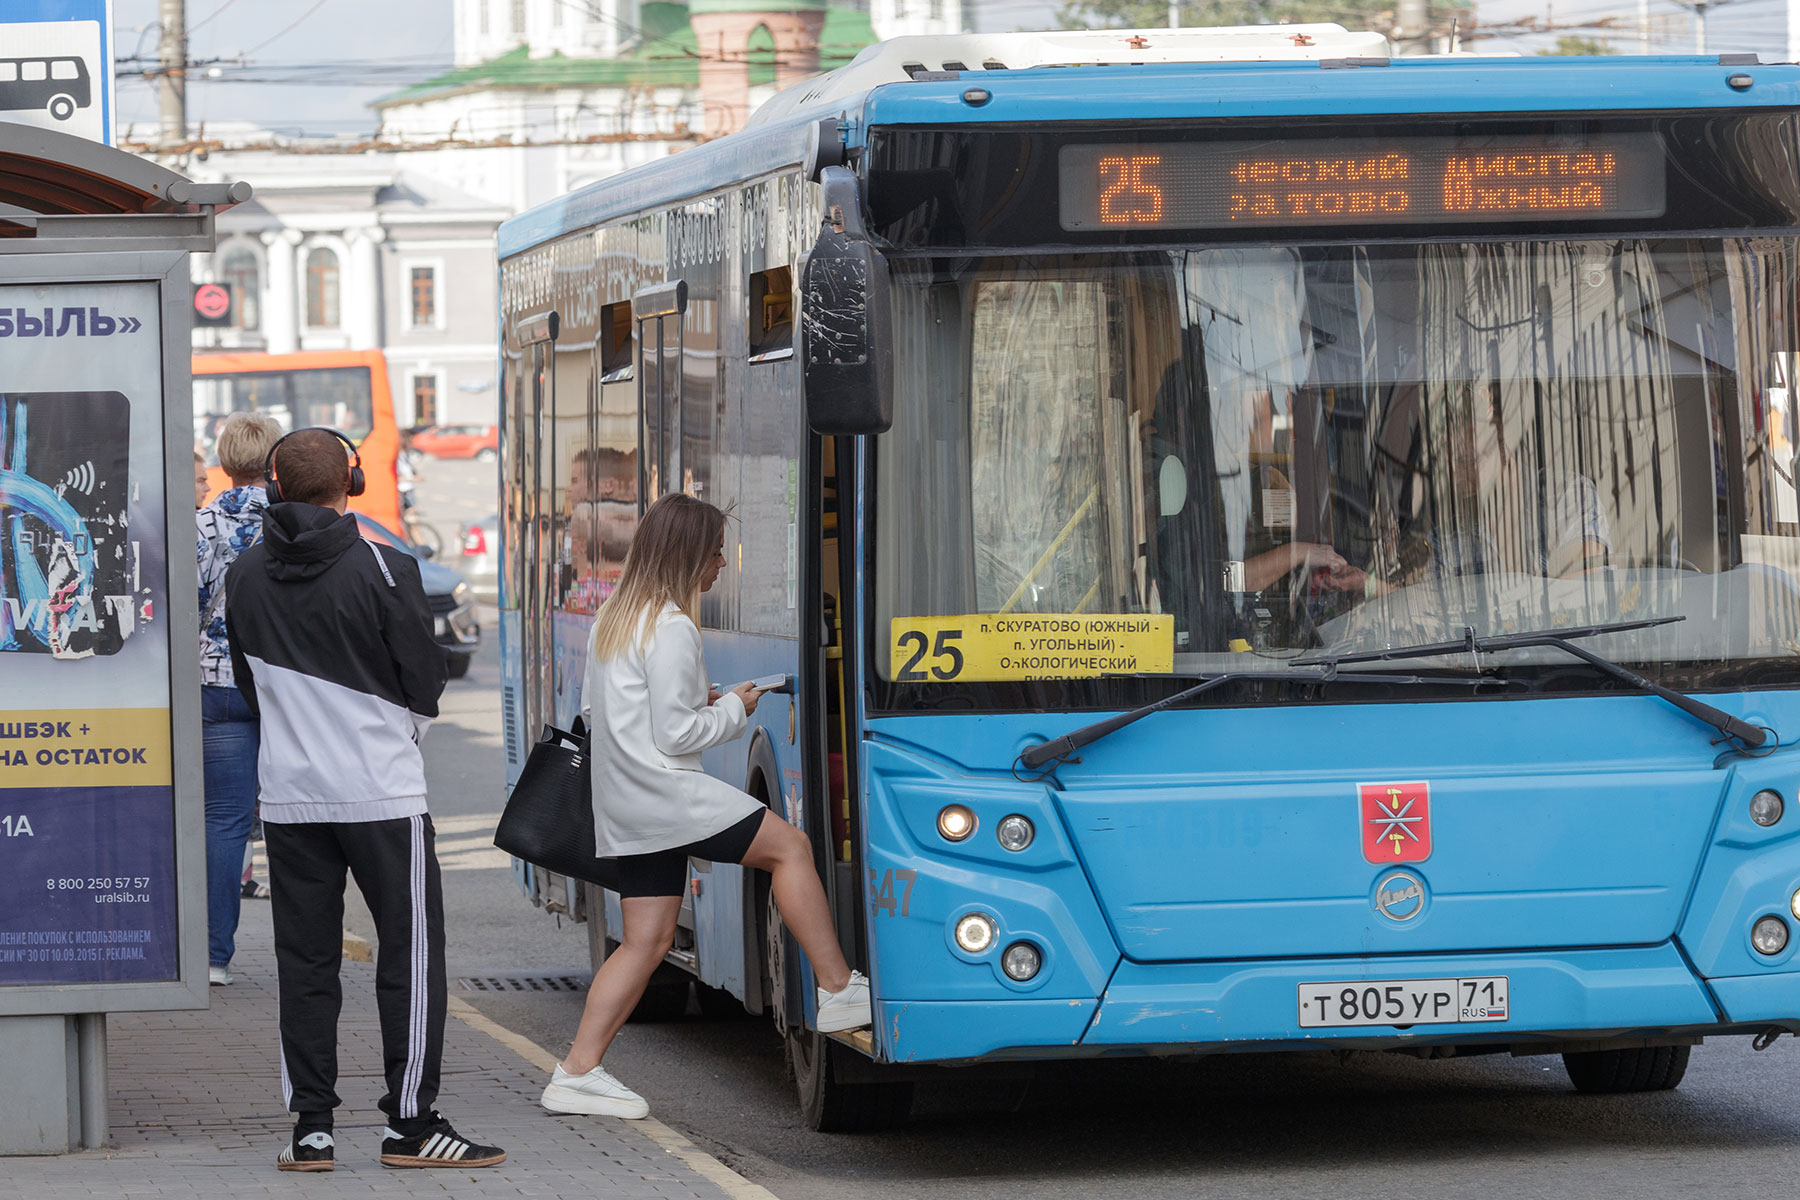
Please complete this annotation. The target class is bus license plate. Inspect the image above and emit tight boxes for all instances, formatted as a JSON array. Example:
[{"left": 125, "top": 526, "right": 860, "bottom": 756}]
[{"left": 1297, "top": 977, "right": 1509, "bottom": 1028}]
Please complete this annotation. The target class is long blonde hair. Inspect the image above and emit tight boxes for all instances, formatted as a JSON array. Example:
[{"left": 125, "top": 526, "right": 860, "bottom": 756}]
[{"left": 589, "top": 493, "right": 726, "bottom": 663}]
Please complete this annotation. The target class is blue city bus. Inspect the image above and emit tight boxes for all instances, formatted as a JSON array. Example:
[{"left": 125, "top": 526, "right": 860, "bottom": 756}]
[{"left": 496, "top": 27, "right": 1800, "bottom": 1130}]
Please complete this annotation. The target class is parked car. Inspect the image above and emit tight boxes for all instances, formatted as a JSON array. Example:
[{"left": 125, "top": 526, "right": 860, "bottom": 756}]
[
  {"left": 413, "top": 424, "right": 498, "bottom": 462},
  {"left": 352, "top": 513, "right": 481, "bottom": 679},
  {"left": 459, "top": 514, "right": 499, "bottom": 604}
]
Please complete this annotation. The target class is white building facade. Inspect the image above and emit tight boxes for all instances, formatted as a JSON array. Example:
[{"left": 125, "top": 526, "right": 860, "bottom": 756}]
[
  {"left": 180, "top": 0, "right": 961, "bottom": 426},
  {"left": 189, "top": 150, "right": 509, "bottom": 427},
  {"left": 375, "top": 0, "right": 961, "bottom": 214}
]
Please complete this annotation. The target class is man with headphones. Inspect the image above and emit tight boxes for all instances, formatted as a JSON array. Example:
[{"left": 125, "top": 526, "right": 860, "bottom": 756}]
[{"left": 225, "top": 428, "right": 505, "bottom": 1173}]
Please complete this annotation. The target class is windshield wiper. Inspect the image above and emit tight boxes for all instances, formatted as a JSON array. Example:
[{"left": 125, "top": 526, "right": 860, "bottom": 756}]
[
  {"left": 1017, "top": 670, "right": 1478, "bottom": 771},
  {"left": 1292, "top": 615, "right": 1771, "bottom": 750}
]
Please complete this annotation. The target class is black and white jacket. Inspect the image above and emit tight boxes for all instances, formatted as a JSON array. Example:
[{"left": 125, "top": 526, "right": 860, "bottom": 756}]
[{"left": 227, "top": 502, "right": 448, "bottom": 824}]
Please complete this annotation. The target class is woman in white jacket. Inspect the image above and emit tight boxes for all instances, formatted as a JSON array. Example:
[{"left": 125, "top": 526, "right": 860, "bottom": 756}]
[{"left": 542, "top": 494, "right": 872, "bottom": 1120}]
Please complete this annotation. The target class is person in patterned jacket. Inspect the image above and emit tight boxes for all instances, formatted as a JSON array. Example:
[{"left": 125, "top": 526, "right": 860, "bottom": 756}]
[{"left": 196, "top": 411, "right": 283, "bottom": 987}]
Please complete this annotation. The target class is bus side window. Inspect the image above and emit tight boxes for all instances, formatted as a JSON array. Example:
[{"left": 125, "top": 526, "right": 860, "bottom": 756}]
[
  {"left": 52, "top": 60, "right": 79, "bottom": 81},
  {"left": 749, "top": 267, "right": 793, "bottom": 360},
  {"left": 0, "top": 64, "right": 17, "bottom": 84},
  {"left": 599, "top": 301, "right": 633, "bottom": 383}
]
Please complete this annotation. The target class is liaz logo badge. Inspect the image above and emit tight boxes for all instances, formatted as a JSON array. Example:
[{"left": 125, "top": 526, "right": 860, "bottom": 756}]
[{"left": 1359, "top": 780, "right": 1432, "bottom": 863}]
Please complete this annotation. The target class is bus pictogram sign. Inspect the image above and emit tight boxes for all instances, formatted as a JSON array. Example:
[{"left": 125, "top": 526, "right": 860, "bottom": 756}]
[{"left": 1359, "top": 780, "right": 1432, "bottom": 863}]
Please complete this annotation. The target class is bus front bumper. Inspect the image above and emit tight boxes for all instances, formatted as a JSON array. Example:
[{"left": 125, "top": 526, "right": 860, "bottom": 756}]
[{"left": 878, "top": 943, "right": 1800, "bottom": 1065}]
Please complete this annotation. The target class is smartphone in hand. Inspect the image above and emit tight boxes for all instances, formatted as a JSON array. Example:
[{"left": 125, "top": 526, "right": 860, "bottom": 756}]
[{"left": 749, "top": 673, "right": 791, "bottom": 694}]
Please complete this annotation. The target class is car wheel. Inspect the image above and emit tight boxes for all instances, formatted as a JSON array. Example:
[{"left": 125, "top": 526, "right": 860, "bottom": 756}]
[
  {"left": 445, "top": 652, "right": 471, "bottom": 679},
  {"left": 475, "top": 447, "right": 498, "bottom": 464}
]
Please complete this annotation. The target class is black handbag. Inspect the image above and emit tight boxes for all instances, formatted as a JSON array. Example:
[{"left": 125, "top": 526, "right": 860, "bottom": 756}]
[{"left": 493, "top": 719, "right": 611, "bottom": 886}]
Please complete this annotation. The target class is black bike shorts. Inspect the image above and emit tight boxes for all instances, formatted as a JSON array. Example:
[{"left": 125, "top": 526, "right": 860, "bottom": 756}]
[{"left": 599, "top": 809, "right": 767, "bottom": 898}]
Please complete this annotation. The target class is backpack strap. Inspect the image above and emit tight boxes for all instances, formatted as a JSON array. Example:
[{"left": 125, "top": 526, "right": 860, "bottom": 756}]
[{"left": 364, "top": 539, "right": 397, "bottom": 588}]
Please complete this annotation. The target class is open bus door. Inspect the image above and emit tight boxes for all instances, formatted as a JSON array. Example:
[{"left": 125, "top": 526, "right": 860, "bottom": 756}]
[
  {"left": 775, "top": 166, "right": 915, "bottom": 1130},
  {"left": 506, "top": 311, "right": 573, "bottom": 919}
]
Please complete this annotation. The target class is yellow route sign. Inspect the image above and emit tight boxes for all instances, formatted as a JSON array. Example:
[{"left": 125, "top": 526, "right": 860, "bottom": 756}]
[{"left": 890, "top": 614, "right": 1174, "bottom": 682}]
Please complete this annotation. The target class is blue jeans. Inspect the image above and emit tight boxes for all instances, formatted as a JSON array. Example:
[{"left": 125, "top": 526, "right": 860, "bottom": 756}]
[{"left": 202, "top": 685, "right": 260, "bottom": 968}]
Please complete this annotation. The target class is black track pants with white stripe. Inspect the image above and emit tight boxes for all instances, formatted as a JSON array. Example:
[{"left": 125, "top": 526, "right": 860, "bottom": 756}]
[{"left": 266, "top": 815, "right": 446, "bottom": 1129}]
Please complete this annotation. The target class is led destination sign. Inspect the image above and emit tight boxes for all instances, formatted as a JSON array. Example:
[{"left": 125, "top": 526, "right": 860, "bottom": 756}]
[{"left": 1059, "top": 134, "right": 1666, "bottom": 231}]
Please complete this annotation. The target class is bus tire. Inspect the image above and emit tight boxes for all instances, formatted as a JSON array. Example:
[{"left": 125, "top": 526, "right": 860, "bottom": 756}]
[
  {"left": 763, "top": 885, "right": 911, "bottom": 1130},
  {"left": 1562, "top": 1044, "right": 1691, "bottom": 1093},
  {"left": 48, "top": 95, "right": 76, "bottom": 121},
  {"left": 789, "top": 1027, "right": 914, "bottom": 1133}
]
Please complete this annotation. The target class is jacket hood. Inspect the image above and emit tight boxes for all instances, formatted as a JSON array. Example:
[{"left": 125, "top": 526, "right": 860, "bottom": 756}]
[{"left": 263, "top": 502, "right": 361, "bottom": 581}]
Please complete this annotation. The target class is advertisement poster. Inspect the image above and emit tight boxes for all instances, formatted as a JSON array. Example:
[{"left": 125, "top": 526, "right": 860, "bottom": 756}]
[{"left": 0, "top": 280, "right": 175, "bottom": 985}]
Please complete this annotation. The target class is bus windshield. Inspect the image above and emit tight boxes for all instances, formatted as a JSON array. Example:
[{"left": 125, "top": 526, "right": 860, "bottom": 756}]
[
  {"left": 875, "top": 238, "right": 1800, "bottom": 693},
  {"left": 193, "top": 367, "right": 375, "bottom": 462}
]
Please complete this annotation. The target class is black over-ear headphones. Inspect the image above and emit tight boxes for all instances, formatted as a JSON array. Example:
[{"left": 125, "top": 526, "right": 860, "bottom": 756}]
[{"left": 264, "top": 427, "right": 366, "bottom": 503}]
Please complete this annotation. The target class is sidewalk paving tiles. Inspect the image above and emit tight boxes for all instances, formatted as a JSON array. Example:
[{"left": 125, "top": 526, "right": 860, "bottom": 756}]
[{"left": 5, "top": 903, "right": 748, "bottom": 1198}]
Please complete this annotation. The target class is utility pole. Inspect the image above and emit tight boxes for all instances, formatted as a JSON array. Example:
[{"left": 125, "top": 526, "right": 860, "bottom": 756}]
[
  {"left": 1692, "top": 0, "right": 1707, "bottom": 51},
  {"left": 1639, "top": 0, "right": 1651, "bottom": 51},
  {"left": 1169, "top": 0, "right": 1179, "bottom": 29},
  {"left": 158, "top": 0, "right": 186, "bottom": 145}
]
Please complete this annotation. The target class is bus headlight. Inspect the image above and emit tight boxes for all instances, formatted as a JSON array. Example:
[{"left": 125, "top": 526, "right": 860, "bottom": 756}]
[
  {"left": 1790, "top": 889, "right": 1800, "bottom": 922},
  {"left": 1001, "top": 942, "right": 1041, "bottom": 981},
  {"left": 1753, "top": 915, "right": 1789, "bottom": 955},
  {"left": 937, "top": 805, "right": 976, "bottom": 842},
  {"left": 954, "top": 913, "right": 995, "bottom": 954},
  {"left": 1752, "top": 790, "right": 1785, "bottom": 827},
  {"left": 996, "top": 815, "right": 1035, "bottom": 852}
]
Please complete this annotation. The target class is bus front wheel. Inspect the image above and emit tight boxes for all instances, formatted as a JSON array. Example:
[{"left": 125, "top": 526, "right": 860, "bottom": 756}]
[
  {"left": 48, "top": 95, "right": 76, "bottom": 121},
  {"left": 789, "top": 1024, "right": 913, "bottom": 1132},
  {"left": 1562, "top": 1044, "right": 1691, "bottom": 1093},
  {"left": 762, "top": 887, "right": 912, "bottom": 1131}
]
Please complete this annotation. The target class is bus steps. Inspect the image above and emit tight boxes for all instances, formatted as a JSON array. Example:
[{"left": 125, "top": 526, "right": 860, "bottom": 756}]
[{"left": 827, "top": 1028, "right": 875, "bottom": 1056}]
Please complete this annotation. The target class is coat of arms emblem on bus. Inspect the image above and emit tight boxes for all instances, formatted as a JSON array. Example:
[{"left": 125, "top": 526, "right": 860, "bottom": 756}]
[{"left": 1359, "top": 781, "right": 1432, "bottom": 863}]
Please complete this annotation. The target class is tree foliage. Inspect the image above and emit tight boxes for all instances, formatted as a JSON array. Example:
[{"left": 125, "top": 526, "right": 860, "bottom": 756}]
[
  {"left": 1056, "top": 0, "right": 1392, "bottom": 28},
  {"left": 1052, "top": 0, "right": 1469, "bottom": 41},
  {"left": 1535, "top": 35, "right": 1617, "bottom": 55}
]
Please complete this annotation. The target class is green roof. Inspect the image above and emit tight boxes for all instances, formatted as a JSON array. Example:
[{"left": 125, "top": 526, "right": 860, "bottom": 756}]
[{"left": 376, "top": 3, "right": 875, "bottom": 107}]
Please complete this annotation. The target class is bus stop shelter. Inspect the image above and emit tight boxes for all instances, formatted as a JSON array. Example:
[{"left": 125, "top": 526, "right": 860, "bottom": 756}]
[{"left": 0, "top": 124, "right": 248, "bottom": 1154}]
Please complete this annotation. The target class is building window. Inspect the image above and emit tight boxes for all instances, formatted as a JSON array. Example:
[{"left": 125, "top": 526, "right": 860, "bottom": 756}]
[
  {"left": 304, "top": 247, "right": 340, "bottom": 328},
  {"left": 511, "top": 0, "right": 525, "bottom": 35},
  {"left": 409, "top": 265, "right": 438, "bottom": 328},
  {"left": 552, "top": 0, "right": 563, "bottom": 26},
  {"left": 479, "top": 0, "right": 489, "bottom": 34},
  {"left": 412, "top": 373, "right": 440, "bottom": 426},
  {"left": 220, "top": 244, "right": 261, "bottom": 331}
]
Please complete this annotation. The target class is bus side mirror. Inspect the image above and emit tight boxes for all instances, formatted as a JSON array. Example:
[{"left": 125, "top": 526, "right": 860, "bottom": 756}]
[{"left": 800, "top": 166, "right": 893, "bottom": 436}]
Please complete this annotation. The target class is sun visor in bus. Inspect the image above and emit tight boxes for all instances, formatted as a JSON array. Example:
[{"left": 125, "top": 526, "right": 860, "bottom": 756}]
[{"left": 800, "top": 166, "right": 894, "bottom": 437}]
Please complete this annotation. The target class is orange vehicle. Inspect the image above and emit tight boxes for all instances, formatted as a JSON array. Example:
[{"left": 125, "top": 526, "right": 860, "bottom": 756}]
[
  {"left": 413, "top": 423, "right": 498, "bottom": 462},
  {"left": 193, "top": 349, "right": 403, "bottom": 530}
]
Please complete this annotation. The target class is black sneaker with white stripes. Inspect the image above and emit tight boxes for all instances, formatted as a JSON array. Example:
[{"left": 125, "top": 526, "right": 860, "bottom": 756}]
[
  {"left": 379, "top": 1116, "right": 505, "bottom": 1169},
  {"left": 275, "top": 1130, "right": 335, "bottom": 1172}
]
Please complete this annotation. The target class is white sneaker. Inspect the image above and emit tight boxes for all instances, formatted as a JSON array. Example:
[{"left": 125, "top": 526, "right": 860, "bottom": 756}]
[
  {"left": 541, "top": 1063, "right": 649, "bottom": 1119},
  {"left": 815, "top": 970, "right": 872, "bottom": 1033},
  {"left": 209, "top": 965, "right": 235, "bottom": 986}
]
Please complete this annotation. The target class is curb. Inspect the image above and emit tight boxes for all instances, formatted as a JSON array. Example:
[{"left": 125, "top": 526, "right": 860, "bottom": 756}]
[{"left": 444, "top": 993, "right": 781, "bottom": 1200}]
